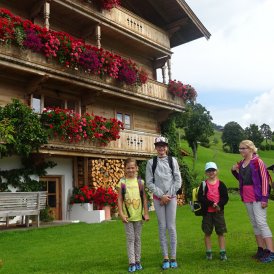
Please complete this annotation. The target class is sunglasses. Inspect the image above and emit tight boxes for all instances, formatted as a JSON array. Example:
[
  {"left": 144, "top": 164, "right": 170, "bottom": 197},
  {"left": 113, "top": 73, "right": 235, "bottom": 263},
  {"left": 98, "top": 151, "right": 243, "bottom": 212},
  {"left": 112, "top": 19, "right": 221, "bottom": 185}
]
[
  {"left": 206, "top": 168, "right": 216, "bottom": 172},
  {"left": 239, "top": 147, "right": 249, "bottom": 150}
]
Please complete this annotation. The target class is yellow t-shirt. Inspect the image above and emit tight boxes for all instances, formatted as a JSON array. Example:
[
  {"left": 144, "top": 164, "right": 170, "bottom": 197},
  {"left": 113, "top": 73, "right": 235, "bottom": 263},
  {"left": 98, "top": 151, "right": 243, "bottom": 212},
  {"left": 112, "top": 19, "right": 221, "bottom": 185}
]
[{"left": 118, "top": 177, "right": 143, "bottom": 222}]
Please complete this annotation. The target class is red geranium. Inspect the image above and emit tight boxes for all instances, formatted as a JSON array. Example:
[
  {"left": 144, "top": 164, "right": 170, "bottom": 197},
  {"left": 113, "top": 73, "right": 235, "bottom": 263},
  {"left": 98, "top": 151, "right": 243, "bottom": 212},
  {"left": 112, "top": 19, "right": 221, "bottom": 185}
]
[
  {"left": 93, "top": 186, "right": 118, "bottom": 209},
  {"left": 70, "top": 185, "right": 95, "bottom": 204}
]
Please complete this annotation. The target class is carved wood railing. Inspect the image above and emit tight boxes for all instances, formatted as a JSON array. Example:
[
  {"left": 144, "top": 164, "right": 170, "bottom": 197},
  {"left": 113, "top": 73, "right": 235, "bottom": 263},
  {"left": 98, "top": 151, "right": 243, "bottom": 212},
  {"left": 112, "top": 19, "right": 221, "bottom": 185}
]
[
  {"left": 102, "top": 6, "right": 170, "bottom": 49},
  {"left": 42, "top": 130, "right": 158, "bottom": 157},
  {"left": 0, "top": 45, "right": 184, "bottom": 108}
]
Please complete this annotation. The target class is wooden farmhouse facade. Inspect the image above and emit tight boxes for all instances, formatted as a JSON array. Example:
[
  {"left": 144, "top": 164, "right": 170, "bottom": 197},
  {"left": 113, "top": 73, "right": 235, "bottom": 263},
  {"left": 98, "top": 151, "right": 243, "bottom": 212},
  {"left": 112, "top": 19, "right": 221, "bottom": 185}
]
[{"left": 0, "top": 0, "right": 210, "bottom": 221}]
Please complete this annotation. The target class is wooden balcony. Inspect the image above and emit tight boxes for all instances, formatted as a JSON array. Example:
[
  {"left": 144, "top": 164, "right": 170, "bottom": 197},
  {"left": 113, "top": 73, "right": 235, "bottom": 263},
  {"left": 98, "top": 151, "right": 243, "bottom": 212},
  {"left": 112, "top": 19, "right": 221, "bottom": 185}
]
[
  {"left": 101, "top": 6, "right": 170, "bottom": 50},
  {"left": 0, "top": 45, "right": 185, "bottom": 110},
  {"left": 40, "top": 130, "right": 158, "bottom": 159}
]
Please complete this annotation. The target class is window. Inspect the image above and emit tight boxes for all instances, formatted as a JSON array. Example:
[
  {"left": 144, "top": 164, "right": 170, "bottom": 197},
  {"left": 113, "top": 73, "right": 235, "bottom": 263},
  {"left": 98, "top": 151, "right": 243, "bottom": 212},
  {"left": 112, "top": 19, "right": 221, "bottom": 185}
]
[
  {"left": 31, "top": 94, "right": 80, "bottom": 113},
  {"left": 116, "top": 112, "right": 131, "bottom": 129},
  {"left": 32, "top": 94, "right": 41, "bottom": 113}
]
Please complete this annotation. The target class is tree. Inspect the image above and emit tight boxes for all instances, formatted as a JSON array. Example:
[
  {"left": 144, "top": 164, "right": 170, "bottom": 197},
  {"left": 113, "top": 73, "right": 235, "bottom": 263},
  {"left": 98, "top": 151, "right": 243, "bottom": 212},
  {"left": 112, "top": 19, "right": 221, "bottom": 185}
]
[
  {"left": 222, "top": 122, "right": 245, "bottom": 153},
  {"left": 177, "top": 103, "right": 214, "bottom": 161},
  {"left": 0, "top": 99, "right": 48, "bottom": 157},
  {"left": 244, "top": 124, "right": 264, "bottom": 148},
  {"left": 260, "top": 123, "right": 272, "bottom": 144}
]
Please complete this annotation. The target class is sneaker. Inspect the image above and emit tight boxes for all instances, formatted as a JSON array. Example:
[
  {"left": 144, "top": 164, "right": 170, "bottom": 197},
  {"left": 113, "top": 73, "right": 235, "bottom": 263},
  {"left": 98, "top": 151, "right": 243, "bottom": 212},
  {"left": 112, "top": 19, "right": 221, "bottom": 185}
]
[
  {"left": 170, "top": 259, "right": 178, "bottom": 268},
  {"left": 206, "top": 251, "right": 213, "bottom": 260},
  {"left": 135, "top": 262, "right": 143, "bottom": 270},
  {"left": 261, "top": 251, "right": 274, "bottom": 263},
  {"left": 220, "top": 251, "right": 227, "bottom": 261},
  {"left": 128, "top": 264, "right": 136, "bottom": 272},
  {"left": 162, "top": 259, "right": 170, "bottom": 270},
  {"left": 252, "top": 247, "right": 264, "bottom": 260}
]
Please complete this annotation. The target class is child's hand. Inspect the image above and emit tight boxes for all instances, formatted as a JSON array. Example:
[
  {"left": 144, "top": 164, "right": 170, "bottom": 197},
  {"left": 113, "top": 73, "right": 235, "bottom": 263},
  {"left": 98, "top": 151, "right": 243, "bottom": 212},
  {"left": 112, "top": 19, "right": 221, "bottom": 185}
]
[
  {"left": 213, "top": 203, "right": 220, "bottom": 211},
  {"left": 160, "top": 195, "right": 171, "bottom": 206},
  {"left": 144, "top": 214, "right": 150, "bottom": 222},
  {"left": 121, "top": 214, "right": 128, "bottom": 223}
]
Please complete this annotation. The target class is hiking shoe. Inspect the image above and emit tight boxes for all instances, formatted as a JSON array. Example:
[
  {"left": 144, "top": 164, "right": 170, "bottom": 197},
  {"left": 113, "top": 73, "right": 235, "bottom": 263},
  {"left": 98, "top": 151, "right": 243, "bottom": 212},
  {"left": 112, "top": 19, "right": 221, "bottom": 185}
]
[
  {"left": 261, "top": 251, "right": 274, "bottom": 263},
  {"left": 135, "top": 262, "right": 143, "bottom": 270},
  {"left": 170, "top": 259, "right": 178, "bottom": 268},
  {"left": 128, "top": 264, "right": 136, "bottom": 272},
  {"left": 206, "top": 251, "right": 213, "bottom": 260},
  {"left": 220, "top": 251, "right": 227, "bottom": 261},
  {"left": 252, "top": 247, "right": 264, "bottom": 260},
  {"left": 162, "top": 259, "right": 170, "bottom": 270}
]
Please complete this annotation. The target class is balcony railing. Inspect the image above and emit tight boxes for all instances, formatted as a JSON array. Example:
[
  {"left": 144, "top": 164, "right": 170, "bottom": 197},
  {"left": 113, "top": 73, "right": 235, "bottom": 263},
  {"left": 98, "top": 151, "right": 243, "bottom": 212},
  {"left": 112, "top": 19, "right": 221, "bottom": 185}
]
[
  {"left": 102, "top": 6, "right": 170, "bottom": 49},
  {"left": 0, "top": 45, "right": 185, "bottom": 109},
  {"left": 42, "top": 130, "right": 158, "bottom": 156}
]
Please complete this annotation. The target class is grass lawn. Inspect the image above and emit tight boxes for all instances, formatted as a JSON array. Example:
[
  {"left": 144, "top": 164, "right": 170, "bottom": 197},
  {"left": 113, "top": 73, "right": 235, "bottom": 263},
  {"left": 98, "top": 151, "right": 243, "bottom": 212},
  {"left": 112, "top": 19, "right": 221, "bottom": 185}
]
[{"left": 1, "top": 194, "right": 274, "bottom": 273}]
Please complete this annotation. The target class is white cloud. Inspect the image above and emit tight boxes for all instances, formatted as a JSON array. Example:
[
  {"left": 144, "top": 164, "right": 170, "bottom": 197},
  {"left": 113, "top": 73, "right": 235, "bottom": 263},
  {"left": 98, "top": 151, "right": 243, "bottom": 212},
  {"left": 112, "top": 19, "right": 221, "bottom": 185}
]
[
  {"left": 170, "top": 1, "right": 274, "bottom": 130},
  {"left": 208, "top": 88, "right": 274, "bottom": 130},
  {"left": 242, "top": 88, "right": 274, "bottom": 129},
  {"left": 173, "top": 0, "right": 274, "bottom": 93}
]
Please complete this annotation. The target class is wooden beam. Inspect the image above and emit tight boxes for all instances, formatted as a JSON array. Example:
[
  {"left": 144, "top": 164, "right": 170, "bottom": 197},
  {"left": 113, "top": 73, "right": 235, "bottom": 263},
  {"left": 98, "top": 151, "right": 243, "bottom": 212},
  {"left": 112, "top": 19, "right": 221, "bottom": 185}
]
[
  {"left": 84, "top": 158, "right": 89, "bottom": 186},
  {"left": 26, "top": 74, "right": 49, "bottom": 94},
  {"left": 165, "top": 17, "right": 189, "bottom": 31},
  {"left": 29, "top": 1, "right": 44, "bottom": 19}
]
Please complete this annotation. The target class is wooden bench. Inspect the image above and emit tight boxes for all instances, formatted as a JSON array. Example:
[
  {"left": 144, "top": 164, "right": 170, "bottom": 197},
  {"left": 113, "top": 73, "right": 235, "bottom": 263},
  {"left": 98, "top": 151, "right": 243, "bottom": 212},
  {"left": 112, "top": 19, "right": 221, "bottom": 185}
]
[{"left": 0, "top": 191, "right": 47, "bottom": 228}]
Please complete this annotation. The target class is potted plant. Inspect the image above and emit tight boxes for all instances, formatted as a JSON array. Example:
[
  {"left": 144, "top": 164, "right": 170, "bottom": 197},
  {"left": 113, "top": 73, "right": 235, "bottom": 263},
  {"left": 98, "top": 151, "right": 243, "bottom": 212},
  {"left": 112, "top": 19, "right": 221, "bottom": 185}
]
[
  {"left": 70, "top": 185, "right": 95, "bottom": 211},
  {"left": 167, "top": 80, "right": 197, "bottom": 102},
  {"left": 93, "top": 186, "right": 118, "bottom": 220}
]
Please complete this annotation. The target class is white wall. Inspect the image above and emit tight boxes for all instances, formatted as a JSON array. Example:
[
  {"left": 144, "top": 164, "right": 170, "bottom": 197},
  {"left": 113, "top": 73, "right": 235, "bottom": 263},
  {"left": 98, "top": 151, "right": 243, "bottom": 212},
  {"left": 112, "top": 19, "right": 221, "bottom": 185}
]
[
  {"left": 0, "top": 155, "right": 74, "bottom": 220},
  {"left": 46, "top": 157, "right": 73, "bottom": 220}
]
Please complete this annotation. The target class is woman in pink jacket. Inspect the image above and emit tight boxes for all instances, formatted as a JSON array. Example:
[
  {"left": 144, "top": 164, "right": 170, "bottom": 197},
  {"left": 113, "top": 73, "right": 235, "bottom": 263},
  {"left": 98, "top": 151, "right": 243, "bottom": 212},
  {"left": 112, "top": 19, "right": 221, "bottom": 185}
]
[{"left": 231, "top": 140, "right": 274, "bottom": 263}]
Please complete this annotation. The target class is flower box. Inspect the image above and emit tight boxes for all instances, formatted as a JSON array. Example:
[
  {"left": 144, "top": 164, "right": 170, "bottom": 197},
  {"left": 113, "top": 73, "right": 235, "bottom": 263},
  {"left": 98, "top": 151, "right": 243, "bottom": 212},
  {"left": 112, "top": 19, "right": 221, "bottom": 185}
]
[{"left": 69, "top": 203, "right": 105, "bottom": 223}]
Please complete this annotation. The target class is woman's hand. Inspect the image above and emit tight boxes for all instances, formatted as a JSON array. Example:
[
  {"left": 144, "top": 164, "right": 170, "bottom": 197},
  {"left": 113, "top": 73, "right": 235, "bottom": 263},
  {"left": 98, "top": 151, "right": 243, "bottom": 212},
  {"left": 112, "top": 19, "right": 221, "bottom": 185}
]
[
  {"left": 261, "top": 202, "right": 268, "bottom": 209},
  {"left": 232, "top": 164, "right": 239, "bottom": 172}
]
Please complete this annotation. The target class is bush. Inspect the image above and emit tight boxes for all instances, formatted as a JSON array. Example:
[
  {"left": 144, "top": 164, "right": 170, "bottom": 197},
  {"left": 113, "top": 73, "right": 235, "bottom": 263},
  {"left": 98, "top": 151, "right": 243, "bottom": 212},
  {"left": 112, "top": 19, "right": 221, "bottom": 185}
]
[
  {"left": 40, "top": 206, "right": 54, "bottom": 222},
  {"left": 260, "top": 144, "right": 265, "bottom": 151}
]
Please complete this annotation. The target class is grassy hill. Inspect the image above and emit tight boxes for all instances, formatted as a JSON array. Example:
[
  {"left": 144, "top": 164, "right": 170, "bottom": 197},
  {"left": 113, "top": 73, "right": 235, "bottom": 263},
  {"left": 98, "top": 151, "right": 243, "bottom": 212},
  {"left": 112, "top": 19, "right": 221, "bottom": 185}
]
[{"left": 180, "top": 131, "right": 274, "bottom": 188}]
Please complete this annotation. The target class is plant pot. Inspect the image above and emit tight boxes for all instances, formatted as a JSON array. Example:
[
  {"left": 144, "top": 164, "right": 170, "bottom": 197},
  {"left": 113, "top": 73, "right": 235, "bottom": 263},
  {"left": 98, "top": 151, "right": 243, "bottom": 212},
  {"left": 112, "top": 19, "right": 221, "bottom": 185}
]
[
  {"left": 70, "top": 203, "right": 105, "bottom": 223},
  {"left": 103, "top": 205, "right": 111, "bottom": 220}
]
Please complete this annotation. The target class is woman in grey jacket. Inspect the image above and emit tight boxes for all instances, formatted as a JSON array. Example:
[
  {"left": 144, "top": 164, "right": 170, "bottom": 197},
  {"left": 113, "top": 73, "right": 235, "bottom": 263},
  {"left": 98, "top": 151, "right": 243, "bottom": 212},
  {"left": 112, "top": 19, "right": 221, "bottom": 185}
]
[{"left": 146, "top": 137, "right": 182, "bottom": 270}]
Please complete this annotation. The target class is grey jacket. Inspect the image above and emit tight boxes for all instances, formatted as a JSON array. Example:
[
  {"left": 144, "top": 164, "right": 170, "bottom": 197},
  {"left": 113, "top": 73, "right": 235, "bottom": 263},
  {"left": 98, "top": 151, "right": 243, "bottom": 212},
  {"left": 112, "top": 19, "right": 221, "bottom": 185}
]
[{"left": 145, "top": 156, "right": 182, "bottom": 198}]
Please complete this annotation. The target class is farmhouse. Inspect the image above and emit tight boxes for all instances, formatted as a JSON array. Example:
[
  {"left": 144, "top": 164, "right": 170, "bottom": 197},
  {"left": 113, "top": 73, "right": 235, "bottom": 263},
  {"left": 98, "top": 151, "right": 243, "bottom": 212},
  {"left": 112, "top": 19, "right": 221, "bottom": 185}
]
[{"left": 0, "top": 0, "right": 209, "bottom": 221}]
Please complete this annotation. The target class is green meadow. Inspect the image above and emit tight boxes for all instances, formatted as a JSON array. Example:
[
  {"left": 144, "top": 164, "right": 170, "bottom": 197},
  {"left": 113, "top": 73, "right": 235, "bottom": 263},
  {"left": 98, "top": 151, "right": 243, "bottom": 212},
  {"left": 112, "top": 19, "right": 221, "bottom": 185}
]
[
  {"left": 1, "top": 195, "right": 274, "bottom": 274},
  {"left": 0, "top": 131, "right": 273, "bottom": 274}
]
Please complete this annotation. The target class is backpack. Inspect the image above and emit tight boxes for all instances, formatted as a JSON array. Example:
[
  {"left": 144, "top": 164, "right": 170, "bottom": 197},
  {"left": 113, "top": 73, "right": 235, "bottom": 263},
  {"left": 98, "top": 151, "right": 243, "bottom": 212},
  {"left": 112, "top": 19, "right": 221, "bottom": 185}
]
[
  {"left": 152, "top": 156, "right": 182, "bottom": 195},
  {"left": 190, "top": 181, "right": 206, "bottom": 216},
  {"left": 121, "top": 177, "right": 144, "bottom": 220}
]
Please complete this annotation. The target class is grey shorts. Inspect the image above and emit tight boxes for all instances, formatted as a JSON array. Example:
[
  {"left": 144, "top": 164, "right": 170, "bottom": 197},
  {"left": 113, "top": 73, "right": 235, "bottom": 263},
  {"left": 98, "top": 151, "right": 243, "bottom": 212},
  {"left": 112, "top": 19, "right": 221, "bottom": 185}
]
[{"left": 202, "top": 211, "right": 227, "bottom": 235}]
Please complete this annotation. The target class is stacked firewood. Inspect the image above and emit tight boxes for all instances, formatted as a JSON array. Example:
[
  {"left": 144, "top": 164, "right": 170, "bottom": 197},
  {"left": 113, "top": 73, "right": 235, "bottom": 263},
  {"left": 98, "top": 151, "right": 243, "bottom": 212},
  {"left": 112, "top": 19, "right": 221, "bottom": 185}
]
[
  {"left": 176, "top": 193, "right": 186, "bottom": 206},
  {"left": 90, "top": 159, "right": 125, "bottom": 189}
]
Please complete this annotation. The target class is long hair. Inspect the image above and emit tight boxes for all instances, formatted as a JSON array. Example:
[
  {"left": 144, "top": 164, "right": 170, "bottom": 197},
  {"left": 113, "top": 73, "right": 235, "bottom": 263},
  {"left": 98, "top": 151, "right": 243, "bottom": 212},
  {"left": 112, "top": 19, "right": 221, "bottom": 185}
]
[{"left": 240, "top": 140, "right": 258, "bottom": 153}]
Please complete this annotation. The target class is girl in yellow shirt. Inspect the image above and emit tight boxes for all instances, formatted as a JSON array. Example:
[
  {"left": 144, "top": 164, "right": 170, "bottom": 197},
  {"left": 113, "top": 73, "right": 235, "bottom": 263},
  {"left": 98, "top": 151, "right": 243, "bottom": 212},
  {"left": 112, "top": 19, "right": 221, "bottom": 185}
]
[{"left": 118, "top": 158, "right": 149, "bottom": 273}]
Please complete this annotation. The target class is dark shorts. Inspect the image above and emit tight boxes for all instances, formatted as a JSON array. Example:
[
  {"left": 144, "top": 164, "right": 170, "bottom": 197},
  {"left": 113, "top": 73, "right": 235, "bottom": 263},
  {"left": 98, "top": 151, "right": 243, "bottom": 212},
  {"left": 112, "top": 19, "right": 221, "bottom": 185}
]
[{"left": 202, "top": 211, "right": 227, "bottom": 235}]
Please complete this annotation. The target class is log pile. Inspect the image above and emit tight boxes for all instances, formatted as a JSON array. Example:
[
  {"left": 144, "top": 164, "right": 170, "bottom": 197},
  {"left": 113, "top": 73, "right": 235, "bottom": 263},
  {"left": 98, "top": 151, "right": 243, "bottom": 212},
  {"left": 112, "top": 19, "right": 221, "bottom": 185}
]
[
  {"left": 90, "top": 159, "right": 125, "bottom": 189},
  {"left": 176, "top": 193, "right": 186, "bottom": 206}
]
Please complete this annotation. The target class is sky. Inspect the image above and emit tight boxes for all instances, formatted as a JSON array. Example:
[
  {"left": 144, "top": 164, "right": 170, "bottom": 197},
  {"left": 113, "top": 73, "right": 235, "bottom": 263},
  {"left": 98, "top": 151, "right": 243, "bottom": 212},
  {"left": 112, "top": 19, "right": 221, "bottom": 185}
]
[{"left": 171, "top": 0, "right": 274, "bottom": 130}]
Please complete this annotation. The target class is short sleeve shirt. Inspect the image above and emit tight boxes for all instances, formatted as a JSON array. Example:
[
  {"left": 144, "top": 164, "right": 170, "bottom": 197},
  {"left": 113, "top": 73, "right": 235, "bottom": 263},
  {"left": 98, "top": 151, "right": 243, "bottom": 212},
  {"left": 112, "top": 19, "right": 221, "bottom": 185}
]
[{"left": 118, "top": 178, "right": 143, "bottom": 221}]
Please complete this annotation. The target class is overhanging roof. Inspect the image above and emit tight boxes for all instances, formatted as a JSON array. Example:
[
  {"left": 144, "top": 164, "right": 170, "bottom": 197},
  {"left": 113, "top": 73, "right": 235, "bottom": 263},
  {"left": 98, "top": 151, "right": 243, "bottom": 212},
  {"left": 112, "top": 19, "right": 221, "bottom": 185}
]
[{"left": 121, "top": 0, "right": 211, "bottom": 48}]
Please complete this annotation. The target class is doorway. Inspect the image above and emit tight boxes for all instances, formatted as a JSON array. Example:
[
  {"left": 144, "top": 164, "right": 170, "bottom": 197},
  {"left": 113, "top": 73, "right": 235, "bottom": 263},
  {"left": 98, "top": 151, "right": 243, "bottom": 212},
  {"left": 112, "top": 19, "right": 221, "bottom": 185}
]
[{"left": 40, "top": 176, "right": 62, "bottom": 220}]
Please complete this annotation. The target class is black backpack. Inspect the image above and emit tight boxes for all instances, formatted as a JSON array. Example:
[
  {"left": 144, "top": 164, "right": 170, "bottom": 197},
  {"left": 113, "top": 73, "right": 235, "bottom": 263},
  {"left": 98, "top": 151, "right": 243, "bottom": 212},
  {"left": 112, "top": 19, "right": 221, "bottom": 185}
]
[{"left": 151, "top": 156, "right": 182, "bottom": 195}]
